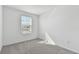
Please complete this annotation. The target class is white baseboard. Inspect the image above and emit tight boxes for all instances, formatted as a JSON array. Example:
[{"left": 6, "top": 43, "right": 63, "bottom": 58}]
[{"left": 58, "top": 44, "right": 78, "bottom": 54}]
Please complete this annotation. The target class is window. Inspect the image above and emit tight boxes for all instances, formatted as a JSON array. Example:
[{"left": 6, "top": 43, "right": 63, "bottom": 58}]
[{"left": 21, "top": 16, "right": 32, "bottom": 34}]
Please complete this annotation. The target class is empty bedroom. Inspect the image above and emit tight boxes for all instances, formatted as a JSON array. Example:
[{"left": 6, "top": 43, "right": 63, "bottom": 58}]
[{"left": 0, "top": 5, "right": 79, "bottom": 54}]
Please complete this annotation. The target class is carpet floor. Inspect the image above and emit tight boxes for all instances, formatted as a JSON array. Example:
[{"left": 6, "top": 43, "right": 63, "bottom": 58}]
[{"left": 1, "top": 38, "right": 76, "bottom": 54}]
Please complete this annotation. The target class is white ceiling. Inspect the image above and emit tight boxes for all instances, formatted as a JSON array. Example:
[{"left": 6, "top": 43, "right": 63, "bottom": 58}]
[{"left": 6, "top": 5, "right": 56, "bottom": 15}]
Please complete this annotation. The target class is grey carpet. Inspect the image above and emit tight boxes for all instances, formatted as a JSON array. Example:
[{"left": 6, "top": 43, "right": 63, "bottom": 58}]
[{"left": 0, "top": 38, "right": 76, "bottom": 54}]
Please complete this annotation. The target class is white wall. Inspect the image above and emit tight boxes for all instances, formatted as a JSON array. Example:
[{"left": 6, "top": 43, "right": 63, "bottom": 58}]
[
  {"left": 3, "top": 6, "right": 39, "bottom": 45},
  {"left": 39, "top": 6, "right": 79, "bottom": 53},
  {"left": 0, "top": 5, "right": 3, "bottom": 51}
]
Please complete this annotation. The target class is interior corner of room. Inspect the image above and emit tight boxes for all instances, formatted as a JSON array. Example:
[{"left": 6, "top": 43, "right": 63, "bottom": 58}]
[{"left": 0, "top": 5, "right": 79, "bottom": 54}]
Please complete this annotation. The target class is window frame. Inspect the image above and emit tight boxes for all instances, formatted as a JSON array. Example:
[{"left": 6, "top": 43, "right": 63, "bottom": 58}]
[{"left": 20, "top": 15, "right": 32, "bottom": 34}]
